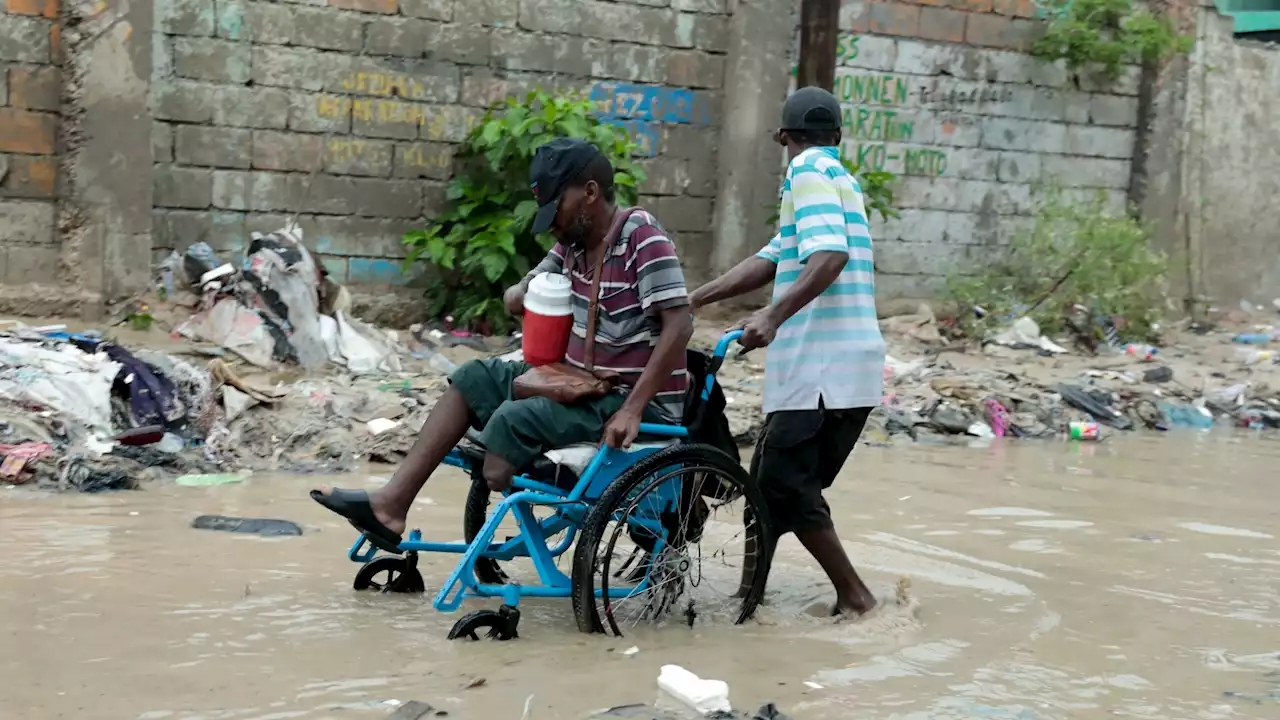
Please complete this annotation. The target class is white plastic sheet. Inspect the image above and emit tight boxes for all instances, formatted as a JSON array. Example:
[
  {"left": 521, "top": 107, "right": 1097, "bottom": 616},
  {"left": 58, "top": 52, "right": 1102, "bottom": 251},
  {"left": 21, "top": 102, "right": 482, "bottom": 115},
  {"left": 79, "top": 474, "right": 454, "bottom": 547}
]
[{"left": 0, "top": 340, "right": 121, "bottom": 439}]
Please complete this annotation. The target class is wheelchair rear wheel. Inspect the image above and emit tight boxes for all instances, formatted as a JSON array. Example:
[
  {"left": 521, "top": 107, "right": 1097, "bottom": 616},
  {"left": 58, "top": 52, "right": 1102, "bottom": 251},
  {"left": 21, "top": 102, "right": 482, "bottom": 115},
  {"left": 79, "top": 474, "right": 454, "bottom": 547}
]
[{"left": 570, "top": 444, "right": 773, "bottom": 636}]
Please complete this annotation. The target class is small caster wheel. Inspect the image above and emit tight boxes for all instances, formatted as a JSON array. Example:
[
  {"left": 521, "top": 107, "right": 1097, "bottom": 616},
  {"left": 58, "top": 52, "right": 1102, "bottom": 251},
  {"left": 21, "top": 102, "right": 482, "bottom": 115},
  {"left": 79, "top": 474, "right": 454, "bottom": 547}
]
[
  {"left": 447, "top": 605, "right": 520, "bottom": 641},
  {"left": 353, "top": 554, "right": 425, "bottom": 594}
]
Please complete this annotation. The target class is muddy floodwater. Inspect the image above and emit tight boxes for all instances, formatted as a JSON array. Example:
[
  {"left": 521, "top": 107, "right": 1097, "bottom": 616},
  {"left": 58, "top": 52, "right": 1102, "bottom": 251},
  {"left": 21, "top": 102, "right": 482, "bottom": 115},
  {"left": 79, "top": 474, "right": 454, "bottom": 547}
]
[{"left": 3, "top": 433, "right": 1279, "bottom": 719}]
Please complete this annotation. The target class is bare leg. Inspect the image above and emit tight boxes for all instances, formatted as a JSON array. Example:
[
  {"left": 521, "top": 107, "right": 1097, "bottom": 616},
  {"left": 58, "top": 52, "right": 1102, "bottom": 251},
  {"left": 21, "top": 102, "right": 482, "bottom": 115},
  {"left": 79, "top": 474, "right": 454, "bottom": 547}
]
[
  {"left": 794, "top": 526, "right": 876, "bottom": 616},
  {"left": 481, "top": 452, "right": 517, "bottom": 493},
  {"left": 315, "top": 386, "right": 471, "bottom": 536}
]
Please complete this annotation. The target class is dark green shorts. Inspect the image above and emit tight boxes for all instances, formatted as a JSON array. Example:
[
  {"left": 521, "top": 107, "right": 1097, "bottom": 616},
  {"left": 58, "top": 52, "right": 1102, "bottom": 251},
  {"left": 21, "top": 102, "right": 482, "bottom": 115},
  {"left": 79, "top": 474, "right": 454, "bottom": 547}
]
[{"left": 449, "top": 358, "right": 666, "bottom": 470}]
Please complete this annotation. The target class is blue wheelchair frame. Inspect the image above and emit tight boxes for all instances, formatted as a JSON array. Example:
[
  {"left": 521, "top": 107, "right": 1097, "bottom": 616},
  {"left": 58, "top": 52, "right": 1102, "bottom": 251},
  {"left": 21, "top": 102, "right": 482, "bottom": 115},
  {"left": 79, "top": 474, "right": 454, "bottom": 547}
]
[{"left": 346, "top": 330, "right": 745, "bottom": 616}]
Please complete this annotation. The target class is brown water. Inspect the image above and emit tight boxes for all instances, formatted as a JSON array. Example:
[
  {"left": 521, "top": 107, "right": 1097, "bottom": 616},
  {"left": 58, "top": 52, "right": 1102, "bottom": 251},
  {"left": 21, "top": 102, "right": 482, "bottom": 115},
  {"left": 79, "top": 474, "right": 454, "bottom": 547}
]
[{"left": 3, "top": 433, "right": 1279, "bottom": 719}]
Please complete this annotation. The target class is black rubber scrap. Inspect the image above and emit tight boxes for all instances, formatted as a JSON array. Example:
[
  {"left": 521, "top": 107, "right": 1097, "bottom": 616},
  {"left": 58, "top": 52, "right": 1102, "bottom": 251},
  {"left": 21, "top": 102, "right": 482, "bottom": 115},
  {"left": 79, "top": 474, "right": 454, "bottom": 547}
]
[
  {"left": 191, "top": 515, "right": 303, "bottom": 537},
  {"left": 1055, "top": 384, "right": 1133, "bottom": 430}
]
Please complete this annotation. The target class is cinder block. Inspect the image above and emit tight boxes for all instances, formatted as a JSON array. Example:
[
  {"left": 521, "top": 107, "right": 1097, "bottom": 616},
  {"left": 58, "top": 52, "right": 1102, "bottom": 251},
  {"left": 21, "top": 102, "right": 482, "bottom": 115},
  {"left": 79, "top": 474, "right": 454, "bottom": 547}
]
[
  {"left": 294, "top": 7, "right": 365, "bottom": 51},
  {"left": 0, "top": 108, "right": 57, "bottom": 155},
  {"left": 328, "top": 0, "right": 398, "bottom": 14},
  {"left": 979, "top": 117, "right": 1066, "bottom": 154},
  {"left": 4, "top": 244, "right": 59, "bottom": 284},
  {"left": 964, "top": 13, "right": 1013, "bottom": 49},
  {"left": 154, "top": 80, "right": 217, "bottom": 123},
  {"left": 1041, "top": 154, "right": 1131, "bottom": 189},
  {"left": 290, "top": 92, "right": 352, "bottom": 133},
  {"left": 652, "top": 195, "right": 712, "bottom": 232},
  {"left": 638, "top": 157, "right": 689, "bottom": 196},
  {"left": 174, "top": 37, "right": 252, "bottom": 83},
  {"left": 367, "top": 17, "right": 430, "bottom": 57},
  {"left": 492, "top": 29, "right": 558, "bottom": 72},
  {"left": 7, "top": 66, "right": 60, "bottom": 110},
  {"left": 918, "top": 7, "right": 965, "bottom": 44},
  {"left": 666, "top": 49, "right": 723, "bottom": 88},
  {"left": 996, "top": 151, "right": 1040, "bottom": 183},
  {"left": 214, "top": 86, "right": 290, "bottom": 129},
  {"left": 311, "top": 215, "right": 419, "bottom": 258},
  {"left": 158, "top": 0, "right": 216, "bottom": 36},
  {"left": 0, "top": 15, "right": 51, "bottom": 63},
  {"left": 603, "top": 42, "right": 667, "bottom": 83},
  {"left": 673, "top": 0, "right": 725, "bottom": 12},
  {"left": 155, "top": 166, "right": 213, "bottom": 209},
  {"left": 325, "top": 57, "right": 459, "bottom": 103},
  {"left": 346, "top": 178, "right": 423, "bottom": 218},
  {"left": 175, "top": 126, "right": 253, "bottom": 168},
  {"left": 401, "top": 0, "right": 453, "bottom": 20},
  {"left": 252, "top": 46, "right": 333, "bottom": 90},
  {"left": 1064, "top": 125, "right": 1134, "bottom": 159},
  {"left": 219, "top": 1, "right": 295, "bottom": 44},
  {"left": 419, "top": 104, "right": 481, "bottom": 142},
  {"left": 1088, "top": 93, "right": 1139, "bottom": 127},
  {"left": 252, "top": 130, "right": 325, "bottom": 172},
  {"left": 692, "top": 13, "right": 727, "bottom": 52},
  {"left": 518, "top": 0, "right": 582, "bottom": 34},
  {"left": 0, "top": 154, "right": 57, "bottom": 198},
  {"left": 868, "top": 3, "right": 919, "bottom": 37},
  {"left": 327, "top": 137, "right": 396, "bottom": 176},
  {"left": 427, "top": 23, "right": 491, "bottom": 65},
  {"left": 352, "top": 98, "right": 428, "bottom": 139},
  {"left": 468, "top": 0, "right": 515, "bottom": 26},
  {"left": 581, "top": 1, "right": 674, "bottom": 46},
  {"left": 152, "top": 122, "right": 174, "bottom": 163}
]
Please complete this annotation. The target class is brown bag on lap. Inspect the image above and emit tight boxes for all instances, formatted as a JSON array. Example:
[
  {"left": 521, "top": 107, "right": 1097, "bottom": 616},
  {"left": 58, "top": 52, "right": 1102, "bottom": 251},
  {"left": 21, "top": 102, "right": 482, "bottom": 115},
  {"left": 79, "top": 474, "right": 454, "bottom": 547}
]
[{"left": 511, "top": 208, "right": 634, "bottom": 405}]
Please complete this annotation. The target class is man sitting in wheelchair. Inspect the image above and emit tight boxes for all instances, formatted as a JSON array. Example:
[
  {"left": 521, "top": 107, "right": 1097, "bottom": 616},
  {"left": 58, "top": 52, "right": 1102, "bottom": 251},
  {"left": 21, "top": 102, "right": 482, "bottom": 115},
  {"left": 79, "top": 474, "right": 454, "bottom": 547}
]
[{"left": 312, "top": 138, "right": 695, "bottom": 553}]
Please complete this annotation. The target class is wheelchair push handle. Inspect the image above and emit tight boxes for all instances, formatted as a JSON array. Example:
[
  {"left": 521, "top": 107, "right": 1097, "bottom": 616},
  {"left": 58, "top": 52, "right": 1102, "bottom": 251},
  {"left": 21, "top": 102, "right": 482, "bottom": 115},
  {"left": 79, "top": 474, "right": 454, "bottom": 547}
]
[{"left": 712, "top": 330, "right": 745, "bottom": 359}]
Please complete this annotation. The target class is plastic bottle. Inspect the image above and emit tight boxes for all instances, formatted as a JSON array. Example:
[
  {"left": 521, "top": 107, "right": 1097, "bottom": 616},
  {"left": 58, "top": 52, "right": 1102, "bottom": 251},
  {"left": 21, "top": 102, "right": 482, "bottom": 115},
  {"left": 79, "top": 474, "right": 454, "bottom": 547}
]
[
  {"left": 1237, "top": 349, "right": 1274, "bottom": 365},
  {"left": 522, "top": 272, "right": 574, "bottom": 366},
  {"left": 1123, "top": 344, "right": 1158, "bottom": 361},
  {"left": 657, "top": 665, "right": 731, "bottom": 716},
  {"left": 1232, "top": 333, "right": 1274, "bottom": 345}
]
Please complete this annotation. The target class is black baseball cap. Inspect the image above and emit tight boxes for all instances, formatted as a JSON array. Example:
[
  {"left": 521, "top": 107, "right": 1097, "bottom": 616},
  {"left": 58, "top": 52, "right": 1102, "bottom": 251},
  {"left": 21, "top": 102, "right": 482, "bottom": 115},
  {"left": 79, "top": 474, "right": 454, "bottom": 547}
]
[
  {"left": 781, "top": 86, "right": 842, "bottom": 132},
  {"left": 529, "top": 138, "right": 606, "bottom": 234}
]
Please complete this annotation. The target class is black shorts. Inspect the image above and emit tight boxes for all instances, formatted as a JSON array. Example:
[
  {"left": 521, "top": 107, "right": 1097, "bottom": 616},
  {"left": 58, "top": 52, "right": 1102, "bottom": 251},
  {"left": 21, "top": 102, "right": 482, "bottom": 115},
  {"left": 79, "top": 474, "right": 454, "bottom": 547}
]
[{"left": 749, "top": 403, "right": 873, "bottom": 535}]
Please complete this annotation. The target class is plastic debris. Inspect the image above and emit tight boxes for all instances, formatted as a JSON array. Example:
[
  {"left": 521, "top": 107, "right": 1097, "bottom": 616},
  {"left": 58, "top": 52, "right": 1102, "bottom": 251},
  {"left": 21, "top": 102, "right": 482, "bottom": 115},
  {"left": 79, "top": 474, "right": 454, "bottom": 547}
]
[
  {"left": 175, "top": 472, "right": 249, "bottom": 487},
  {"left": 191, "top": 515, "right": 302, "bottom": 536},
  {"left": 657, "top": 665, "right": 731, "bottom": 716}
]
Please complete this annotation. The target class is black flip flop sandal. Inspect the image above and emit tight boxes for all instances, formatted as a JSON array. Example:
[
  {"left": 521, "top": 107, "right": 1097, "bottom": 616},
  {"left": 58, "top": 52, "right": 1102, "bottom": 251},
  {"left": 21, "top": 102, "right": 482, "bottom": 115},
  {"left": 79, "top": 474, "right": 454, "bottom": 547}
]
[{"left": 310, "top": 488, "right": 404, "bottom": 554}]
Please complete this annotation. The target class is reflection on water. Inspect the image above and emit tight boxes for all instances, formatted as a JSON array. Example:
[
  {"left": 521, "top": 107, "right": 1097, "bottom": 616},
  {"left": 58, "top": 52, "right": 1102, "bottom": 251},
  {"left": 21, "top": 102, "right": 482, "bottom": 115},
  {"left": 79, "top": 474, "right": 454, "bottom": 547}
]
[{"left": 2, "top": 432, "right": 1279, "bottom": 718}]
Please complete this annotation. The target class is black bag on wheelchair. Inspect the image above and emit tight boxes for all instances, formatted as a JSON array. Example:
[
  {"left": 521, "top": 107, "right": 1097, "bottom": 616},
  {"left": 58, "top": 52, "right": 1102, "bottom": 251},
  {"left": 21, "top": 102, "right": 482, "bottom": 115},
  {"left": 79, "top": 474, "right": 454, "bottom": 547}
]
[{"left": 681, "top": 348, "right": 742, "bottom": 502}]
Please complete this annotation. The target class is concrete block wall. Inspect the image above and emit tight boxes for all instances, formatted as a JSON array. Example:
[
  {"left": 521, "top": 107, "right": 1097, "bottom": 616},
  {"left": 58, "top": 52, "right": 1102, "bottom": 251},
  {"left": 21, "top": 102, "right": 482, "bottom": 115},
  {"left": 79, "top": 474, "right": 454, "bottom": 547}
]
[
  {"left": 0, "top": 0, "right": 63, "bottom": 291},
  {"left": 150, "top": 0, "right": 730, "bottom": 309},
  {"left": 830, "top": 0, "right": 1141, "bottom": 299}
]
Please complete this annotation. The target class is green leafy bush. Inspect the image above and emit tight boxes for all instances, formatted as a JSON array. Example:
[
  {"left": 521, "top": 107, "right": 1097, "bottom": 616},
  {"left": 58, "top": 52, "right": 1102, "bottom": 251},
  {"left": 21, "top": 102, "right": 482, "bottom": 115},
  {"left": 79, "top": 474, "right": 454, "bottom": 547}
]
[
  {"left": 946, "top": 188, "right": 1169, "bottom": 342},
  {"left": 1032, "top": 0, "right": 1194, "bottom": 81},
  {"left": 403, "top": 90, "right": 645, "bottom": 334}
]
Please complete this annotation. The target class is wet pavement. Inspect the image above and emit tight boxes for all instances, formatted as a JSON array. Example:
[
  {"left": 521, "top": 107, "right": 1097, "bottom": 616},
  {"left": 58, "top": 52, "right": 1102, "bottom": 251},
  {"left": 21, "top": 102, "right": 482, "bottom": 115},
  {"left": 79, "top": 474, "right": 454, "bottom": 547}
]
[{"left": 3, "top": 432, "right": 1279, "bottom": 719}]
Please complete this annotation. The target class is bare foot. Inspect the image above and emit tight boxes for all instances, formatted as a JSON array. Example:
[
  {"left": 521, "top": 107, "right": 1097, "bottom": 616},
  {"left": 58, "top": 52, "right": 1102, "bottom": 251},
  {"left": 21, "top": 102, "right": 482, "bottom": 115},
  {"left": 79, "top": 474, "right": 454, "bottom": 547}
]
[
  {"left": 313, "top": 486, "right": 409, "bottom": 536},
  {"left": 832, "top": 591, "right": 878, "bottom": 617}
]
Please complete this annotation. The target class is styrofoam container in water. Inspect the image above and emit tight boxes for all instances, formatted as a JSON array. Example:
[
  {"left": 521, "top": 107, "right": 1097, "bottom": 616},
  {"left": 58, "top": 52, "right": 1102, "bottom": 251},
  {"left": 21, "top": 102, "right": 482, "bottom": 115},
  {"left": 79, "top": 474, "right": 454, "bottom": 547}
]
[{"left": 657, "top": 664, "right": 731, "bottom": 716}]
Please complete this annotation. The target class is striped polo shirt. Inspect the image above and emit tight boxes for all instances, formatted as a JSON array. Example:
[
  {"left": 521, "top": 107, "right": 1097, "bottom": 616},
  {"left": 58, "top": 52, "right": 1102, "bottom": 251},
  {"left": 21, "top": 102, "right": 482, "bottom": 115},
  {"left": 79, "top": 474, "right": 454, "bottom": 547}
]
[
  {"left": 527, "top": 208, "right": 690, "bottom": 422},
  {"left": 756, "top": 146, "right": 885, "bottom": 414}
]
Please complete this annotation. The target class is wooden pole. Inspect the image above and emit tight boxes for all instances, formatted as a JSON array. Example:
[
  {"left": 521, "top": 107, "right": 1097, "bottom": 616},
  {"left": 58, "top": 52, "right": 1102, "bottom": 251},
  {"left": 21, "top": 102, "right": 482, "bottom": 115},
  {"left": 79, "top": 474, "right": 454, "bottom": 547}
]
[{"left": 797, "top": 0, "right": 840, "bottom": 91}]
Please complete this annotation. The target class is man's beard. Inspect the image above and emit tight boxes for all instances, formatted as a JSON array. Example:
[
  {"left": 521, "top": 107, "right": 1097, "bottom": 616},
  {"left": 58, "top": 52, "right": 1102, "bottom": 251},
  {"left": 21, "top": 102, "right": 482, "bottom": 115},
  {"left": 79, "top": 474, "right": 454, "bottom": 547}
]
[{"left": 562, "top": 209, "right": 593, "bottom": 248}]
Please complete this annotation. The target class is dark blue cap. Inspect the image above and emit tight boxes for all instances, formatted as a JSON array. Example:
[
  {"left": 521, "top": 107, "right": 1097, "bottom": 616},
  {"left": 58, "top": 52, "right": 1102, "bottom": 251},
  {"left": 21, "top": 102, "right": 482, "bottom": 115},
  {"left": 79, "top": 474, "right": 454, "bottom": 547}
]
[{"left": 529, "top": 138, "right": 604, "bottom": 234}]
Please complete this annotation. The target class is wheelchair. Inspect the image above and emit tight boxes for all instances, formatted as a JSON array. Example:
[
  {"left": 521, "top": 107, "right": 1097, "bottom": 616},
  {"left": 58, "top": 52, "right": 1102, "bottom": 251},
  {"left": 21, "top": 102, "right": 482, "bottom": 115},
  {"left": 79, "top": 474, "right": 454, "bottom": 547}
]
[{"left": 343, "top": 330, "right": 774, "bottom": 640}]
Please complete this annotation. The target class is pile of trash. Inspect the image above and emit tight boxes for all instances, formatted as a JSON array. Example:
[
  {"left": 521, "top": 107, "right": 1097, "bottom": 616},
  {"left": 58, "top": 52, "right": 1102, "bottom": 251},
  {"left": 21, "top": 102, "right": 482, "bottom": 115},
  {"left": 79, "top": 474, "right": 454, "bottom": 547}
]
[
  {"left": 713, "top": 303, "right": 1280, "bottom": 446},
  {"left": 164, "top": 224, "right": 405, "bottom": 374}
]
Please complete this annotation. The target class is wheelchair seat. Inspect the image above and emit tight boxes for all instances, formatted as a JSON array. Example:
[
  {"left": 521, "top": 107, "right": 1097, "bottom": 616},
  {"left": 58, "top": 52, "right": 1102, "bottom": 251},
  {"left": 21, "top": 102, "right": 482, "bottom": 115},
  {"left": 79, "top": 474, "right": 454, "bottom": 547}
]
[{"left": 459, "top": 428, "right": 677, "bottom": 492}]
